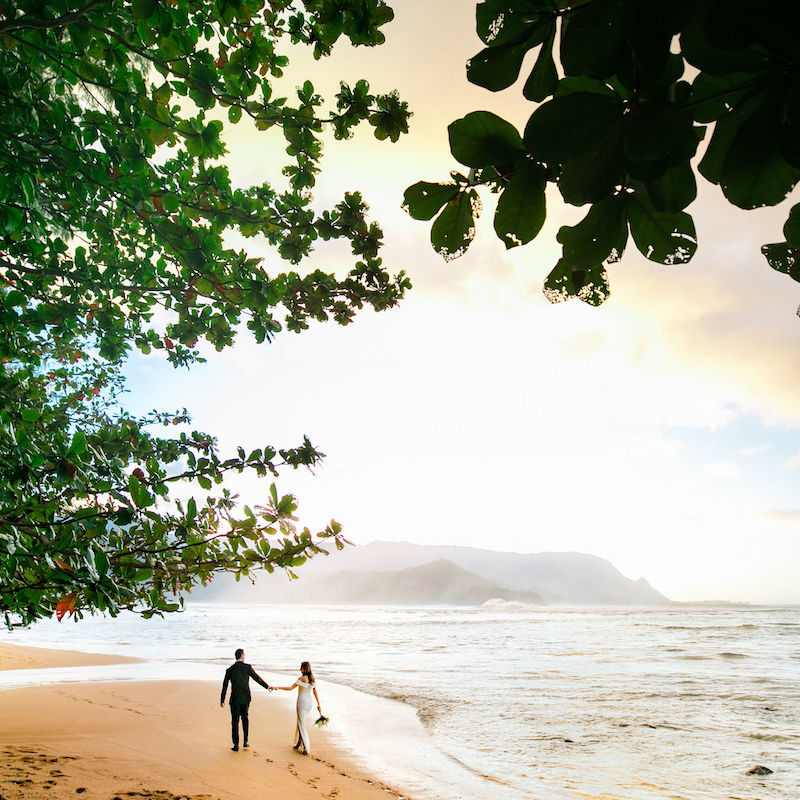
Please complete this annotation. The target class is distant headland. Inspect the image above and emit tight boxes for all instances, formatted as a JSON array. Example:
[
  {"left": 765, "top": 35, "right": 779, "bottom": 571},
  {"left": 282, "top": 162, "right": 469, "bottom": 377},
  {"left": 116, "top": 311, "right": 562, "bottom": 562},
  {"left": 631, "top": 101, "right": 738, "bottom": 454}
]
[{"left": 192, "top": 541, "right": 670, "bottom": 606}]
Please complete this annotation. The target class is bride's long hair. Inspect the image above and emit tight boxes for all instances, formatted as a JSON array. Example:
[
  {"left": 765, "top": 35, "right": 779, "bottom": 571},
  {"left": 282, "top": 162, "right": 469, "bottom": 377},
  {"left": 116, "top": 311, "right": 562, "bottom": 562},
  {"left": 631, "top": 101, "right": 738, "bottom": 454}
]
[{"left": 300, "top": 661, "right": 315, "bottom": 685}]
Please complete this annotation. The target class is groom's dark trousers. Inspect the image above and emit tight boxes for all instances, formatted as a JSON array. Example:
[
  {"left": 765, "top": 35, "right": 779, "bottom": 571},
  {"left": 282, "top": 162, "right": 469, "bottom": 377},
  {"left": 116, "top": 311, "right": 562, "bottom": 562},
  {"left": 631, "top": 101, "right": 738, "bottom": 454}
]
[{"left": 221, "top": 660, "right": 270, "bottom": 748}]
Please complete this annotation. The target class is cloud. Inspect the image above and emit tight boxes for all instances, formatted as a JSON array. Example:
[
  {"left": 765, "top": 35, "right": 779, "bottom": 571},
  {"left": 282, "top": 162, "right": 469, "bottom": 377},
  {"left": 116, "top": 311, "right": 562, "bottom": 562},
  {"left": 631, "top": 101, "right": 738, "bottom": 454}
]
[
  {"left": 741, "top": 444, "right": 771, "bottom": 456},
  {"left": 760, "top": 509, "right": 800, "bottom": 523},
  {"left": 702, "top": 461, "right": 741, "bottom": 479},
  {"left": 781, "top": 451, "right": 800, "bottom": 471}
]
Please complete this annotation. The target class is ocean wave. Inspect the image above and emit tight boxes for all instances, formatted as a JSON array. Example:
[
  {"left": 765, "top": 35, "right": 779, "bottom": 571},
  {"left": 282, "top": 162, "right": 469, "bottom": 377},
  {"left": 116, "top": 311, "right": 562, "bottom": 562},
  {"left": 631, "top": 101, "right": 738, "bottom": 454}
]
[
  {"left": 748, "top": 732, "right": 790, "bottom": 741},
  {"left": 480, "top": 598, "right": 539, "bottom": 612},
  {"left": 376, "top": 690, "right": 455, "bottom": 728},
  {"left": 719, "top": 652, "right": 748, "bottom": 658}
]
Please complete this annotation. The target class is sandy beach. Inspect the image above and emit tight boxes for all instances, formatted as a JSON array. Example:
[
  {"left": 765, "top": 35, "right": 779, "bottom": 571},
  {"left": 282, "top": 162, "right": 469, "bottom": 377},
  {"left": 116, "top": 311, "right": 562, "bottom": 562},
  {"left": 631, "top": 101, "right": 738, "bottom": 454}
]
[
  {"left": 0, "top": 643, "right": 410, "bottom": 800},
  {"left": 0, "top": 642, "right": 143, "bottom": 671}
]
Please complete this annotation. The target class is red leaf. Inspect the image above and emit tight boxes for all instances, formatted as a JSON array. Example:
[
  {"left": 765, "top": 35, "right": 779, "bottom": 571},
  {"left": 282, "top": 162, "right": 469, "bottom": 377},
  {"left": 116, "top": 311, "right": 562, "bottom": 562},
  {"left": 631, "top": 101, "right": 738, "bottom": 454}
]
[{"left": 55, "top": 593, "right": 77, "bottom": 621}]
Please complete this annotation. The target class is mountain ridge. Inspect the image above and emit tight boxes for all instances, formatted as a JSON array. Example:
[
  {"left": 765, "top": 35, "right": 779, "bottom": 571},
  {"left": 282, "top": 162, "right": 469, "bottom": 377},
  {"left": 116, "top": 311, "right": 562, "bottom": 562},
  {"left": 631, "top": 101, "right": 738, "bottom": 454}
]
[
  {"left": 292, "top": 541, "right": 670, "bottom": 603},
  {"left": 236, "top": 559, "right": 545, "bottom": 605},
  {"left": 194, "top": 541, "right": 669, "bottom": 605}
]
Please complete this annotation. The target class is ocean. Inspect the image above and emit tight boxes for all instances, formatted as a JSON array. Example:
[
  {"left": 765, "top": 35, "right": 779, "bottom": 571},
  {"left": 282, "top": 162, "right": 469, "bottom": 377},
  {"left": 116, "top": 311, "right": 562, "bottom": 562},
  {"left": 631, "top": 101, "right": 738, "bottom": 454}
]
[{"left": 2, "top": 603, "right": 799, "bottom": 800}]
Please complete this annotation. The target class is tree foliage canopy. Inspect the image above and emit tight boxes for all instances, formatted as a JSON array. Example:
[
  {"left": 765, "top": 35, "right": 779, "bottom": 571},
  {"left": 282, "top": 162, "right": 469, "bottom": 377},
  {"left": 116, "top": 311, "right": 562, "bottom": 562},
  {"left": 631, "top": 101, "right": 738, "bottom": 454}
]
[
  {"left": 405, "top": 0, "right": 800, "bottom": 308},
  {"left": 0, "top": 0, "right": 410, "bottom": 627}
]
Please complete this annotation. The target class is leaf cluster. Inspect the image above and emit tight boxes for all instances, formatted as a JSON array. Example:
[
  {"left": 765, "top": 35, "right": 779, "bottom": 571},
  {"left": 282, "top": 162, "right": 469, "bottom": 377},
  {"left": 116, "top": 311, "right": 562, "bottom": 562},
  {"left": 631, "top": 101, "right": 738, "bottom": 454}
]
[
  {"left": 0, "top": 0, "right": 408, "bottom": 625},
  {"left": 405, "top": 0, "right": 800, "bottom": 308}
]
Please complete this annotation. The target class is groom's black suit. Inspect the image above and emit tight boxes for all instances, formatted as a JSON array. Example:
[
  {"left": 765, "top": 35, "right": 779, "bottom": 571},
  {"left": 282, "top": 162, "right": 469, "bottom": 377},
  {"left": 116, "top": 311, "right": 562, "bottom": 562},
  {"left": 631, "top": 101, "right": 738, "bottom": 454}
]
[{"left": 221, "top": 660, "right": 270, "bottom": 748}]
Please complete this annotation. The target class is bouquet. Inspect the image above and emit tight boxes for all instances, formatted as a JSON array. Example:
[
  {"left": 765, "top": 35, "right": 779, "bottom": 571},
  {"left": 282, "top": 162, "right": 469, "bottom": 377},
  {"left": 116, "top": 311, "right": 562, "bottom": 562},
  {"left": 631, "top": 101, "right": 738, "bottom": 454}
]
[{"left": 314, "top": 714, "right": 330, "bottom": 727}]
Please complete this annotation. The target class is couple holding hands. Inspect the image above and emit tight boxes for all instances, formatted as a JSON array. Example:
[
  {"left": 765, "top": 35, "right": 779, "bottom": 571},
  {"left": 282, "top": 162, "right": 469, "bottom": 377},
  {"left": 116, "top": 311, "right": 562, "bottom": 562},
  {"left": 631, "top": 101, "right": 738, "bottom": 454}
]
[{"left": 220, "top": 648, "right": 323, "bottom": 755}]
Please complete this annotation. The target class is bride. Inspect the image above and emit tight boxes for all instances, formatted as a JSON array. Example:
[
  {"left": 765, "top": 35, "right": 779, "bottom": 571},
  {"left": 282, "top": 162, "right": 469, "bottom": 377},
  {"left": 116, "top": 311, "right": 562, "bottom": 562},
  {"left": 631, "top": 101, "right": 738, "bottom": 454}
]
[{"left": 273, "top": 661, "right": 322, "bottom": 755}]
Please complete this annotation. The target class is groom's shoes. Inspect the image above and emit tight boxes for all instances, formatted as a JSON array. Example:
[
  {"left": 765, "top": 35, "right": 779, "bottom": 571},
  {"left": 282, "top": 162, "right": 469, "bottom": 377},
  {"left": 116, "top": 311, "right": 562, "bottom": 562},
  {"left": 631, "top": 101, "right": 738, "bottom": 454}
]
[{"left": 231, "top": 745, "right": 239, "bottom": 752}]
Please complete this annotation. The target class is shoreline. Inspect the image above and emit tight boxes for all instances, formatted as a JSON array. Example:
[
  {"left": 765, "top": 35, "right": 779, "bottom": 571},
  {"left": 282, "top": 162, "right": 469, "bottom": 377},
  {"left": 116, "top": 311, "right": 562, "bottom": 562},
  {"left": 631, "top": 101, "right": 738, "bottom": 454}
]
[
  {"left": 0, "top": 640, "right": 143, "bottom": 671},
  {"left": 0, "top": 642, "right": 411, "bottom": 800}
]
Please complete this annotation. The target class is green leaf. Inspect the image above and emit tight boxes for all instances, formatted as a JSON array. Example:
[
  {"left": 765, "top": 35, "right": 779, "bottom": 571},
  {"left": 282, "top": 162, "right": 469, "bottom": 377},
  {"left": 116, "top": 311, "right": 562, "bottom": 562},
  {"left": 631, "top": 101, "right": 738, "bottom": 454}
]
[
  {"left": 402, "top": 182, "right": 458, "bottom": 221},
  {"left": 543, "top": 257, "right": 610, "bottom": 306},
  {"left": 20, "top": 408, "right": 40, "bottom": 422},
  {"left": 476, "top": 1, "right": 552, "bottom": 47},
  {"left": 94, "top": 549, "right": 109, "bottom": 577},
  {"left": 680, "top": 22, "right": 771, "bottom": 76},
  {"left": 719, "top": 103, "right": 800, "bottom": 210},
  {"left": 554, "top": 76, "right": 620, "bottom": 98},
  {"left": 762, "top": 242, "right": 800, "bottom": 282},
  {"left": 783, "top": 204, "right": 800, "bottom": 249},
  {"left": 197, "top": 475, "right": 212, "bottom": 490},
  {"left": 624, "top": 103, "right": 694, "bottom": 162},
  {"left": 448, "top": 111, "right": 525, "bottom": 168},
  {"left": 643, "top": 163, "right": 697, "bottom": 213},
  {"left": 702, "top": 0, "right": 755, "bottom": 50},
  {"left": 557, "top": 196, "right": 628, "bottom": 265},
  {"left": 467, "top": 40, "right": 533, "bottom": 92},
  {"left": 0, "top": 206, "right": 24, "bottom": 234},
  {"left": 627, "top": 192, "right": 697, "bottom": 264},
  {"left": 68, "top": 429, "right": 86, "bottom": 457},
  {"left": 162, "top": 193, "right": 180, "bottom": 213},
  {"left": 127, "top": 475, "right": 154, "bottom": 508},
  {"left": 558, "top": 130, "right": 625, "bottom": 206},
  {"left": 493, "top": 162, "right": 546, "bottom": 248},
  {"left": 560, "top": 0, "right": 628, "bottom": 79},
  {"left": 779, "top": 100, "right": 800, "bottom": 168},
  {"left": 132, "top": 0, "right": 158, "bottom": 21},
  {"left": 688, "top": 71, "right": 758, "bottom": 124},
  {"left": 524, "top": 92, "right": 624, "bottom": 165},
  {"left": 431, "top": 190, "right": 482, "bottom": 261},
  {"left": 20, "top": 174, "right": 36, "bottom": 204},
  {"left": 698, "top": 113, "right": 738, "bottom": 187},
  {"left": 523, "top": 27, "right": 558, "bottom": 102},
  {"left": 5, "top": 289, "right": 25, "bottom": 306}
]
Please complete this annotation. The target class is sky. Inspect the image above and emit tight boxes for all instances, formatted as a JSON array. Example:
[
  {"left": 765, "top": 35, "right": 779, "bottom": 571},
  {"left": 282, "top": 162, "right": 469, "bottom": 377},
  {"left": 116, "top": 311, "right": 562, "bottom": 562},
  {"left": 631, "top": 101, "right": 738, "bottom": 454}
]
[{"left": 124, "top": 1, "right": 800, "bottom": 604}]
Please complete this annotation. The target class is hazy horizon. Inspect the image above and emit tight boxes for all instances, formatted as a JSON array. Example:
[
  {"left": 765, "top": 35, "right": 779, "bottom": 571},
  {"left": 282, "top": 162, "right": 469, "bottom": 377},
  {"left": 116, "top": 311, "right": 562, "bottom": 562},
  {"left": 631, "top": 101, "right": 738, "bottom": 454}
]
[{"left": 195, "top": 539, "right": 799, "bottom": 607}]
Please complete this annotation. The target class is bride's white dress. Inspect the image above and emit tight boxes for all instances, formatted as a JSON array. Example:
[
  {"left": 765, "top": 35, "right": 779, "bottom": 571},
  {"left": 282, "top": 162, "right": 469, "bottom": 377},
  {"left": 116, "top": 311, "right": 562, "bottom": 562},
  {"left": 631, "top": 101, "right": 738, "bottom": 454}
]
[{"left": 293, "top": 679, "right": 315, "bottom": 753}]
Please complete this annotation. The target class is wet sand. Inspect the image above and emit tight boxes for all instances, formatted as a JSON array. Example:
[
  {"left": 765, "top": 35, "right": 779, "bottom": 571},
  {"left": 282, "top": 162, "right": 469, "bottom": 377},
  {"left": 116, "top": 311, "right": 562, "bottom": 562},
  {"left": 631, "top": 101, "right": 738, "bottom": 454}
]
[
  {"left": 0, "top": 643, "right": 409, "bottom": 800},
  {"left": 0, "top": 641, "right": 142, "bottom": 671}
]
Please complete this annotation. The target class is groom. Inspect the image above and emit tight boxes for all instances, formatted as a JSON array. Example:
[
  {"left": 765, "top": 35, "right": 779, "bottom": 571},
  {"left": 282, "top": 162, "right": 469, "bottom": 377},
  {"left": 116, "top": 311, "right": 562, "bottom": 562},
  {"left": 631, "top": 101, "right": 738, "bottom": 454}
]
[{"left": 220, "top": 648, "right": 271, "bottom": 751}]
